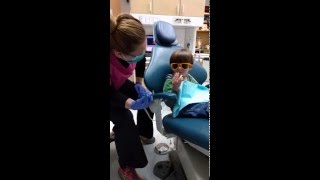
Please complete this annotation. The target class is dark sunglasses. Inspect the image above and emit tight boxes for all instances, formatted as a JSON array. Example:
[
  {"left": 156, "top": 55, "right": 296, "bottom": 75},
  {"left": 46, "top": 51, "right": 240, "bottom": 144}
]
[{"left": 170, "top": 63, "right": 192, "bottom": 70}]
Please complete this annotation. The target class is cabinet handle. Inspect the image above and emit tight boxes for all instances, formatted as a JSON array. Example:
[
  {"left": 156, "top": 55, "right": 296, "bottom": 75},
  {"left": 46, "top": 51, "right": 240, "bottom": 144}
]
[
  {"left": 177, "top": 4, "right": 180, "bottom": 15},
  {"left": 149, "top": 2, "right": 152, "bottom": 13}
]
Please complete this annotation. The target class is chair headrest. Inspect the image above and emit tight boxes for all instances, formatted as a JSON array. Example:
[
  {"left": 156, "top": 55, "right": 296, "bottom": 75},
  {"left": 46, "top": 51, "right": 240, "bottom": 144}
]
[{"left": 154, "top": 21, "right": 177, "bottom": 46}]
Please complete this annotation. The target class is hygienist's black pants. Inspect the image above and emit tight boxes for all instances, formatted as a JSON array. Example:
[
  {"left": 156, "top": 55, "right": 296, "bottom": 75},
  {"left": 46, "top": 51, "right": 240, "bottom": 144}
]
[{"left": 110, "top": 80, "right": 154, "bottom": 168}]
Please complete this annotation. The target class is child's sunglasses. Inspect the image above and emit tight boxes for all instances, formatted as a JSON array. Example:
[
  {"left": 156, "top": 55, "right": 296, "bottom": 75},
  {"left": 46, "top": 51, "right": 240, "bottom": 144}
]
[{"left": 170, "top": 63, "right": 192, "bottom": 70}]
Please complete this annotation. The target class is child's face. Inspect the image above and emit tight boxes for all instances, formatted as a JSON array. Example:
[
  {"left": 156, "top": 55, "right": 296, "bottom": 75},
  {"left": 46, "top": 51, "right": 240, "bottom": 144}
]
[{"left": 171, "top": 63, "right": 191, "bottom": 77}]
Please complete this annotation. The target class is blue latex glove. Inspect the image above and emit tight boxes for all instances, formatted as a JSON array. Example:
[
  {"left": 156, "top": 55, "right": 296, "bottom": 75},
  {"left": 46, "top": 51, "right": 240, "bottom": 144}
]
[
  {"left": 130, "top": 94, "right": 153, "bottom": 110},
  {"left": 134, "top": 83, "right": 152, "bottom": 99}
]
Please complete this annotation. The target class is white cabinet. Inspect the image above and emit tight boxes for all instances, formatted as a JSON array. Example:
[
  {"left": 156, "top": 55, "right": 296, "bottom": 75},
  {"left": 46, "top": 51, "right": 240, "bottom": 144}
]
[
  {"left": 130, "top": 0, "right": 153, "bottom": 14},
  {"left": 152, "top": 0, "right": 180, "bottom": 16},
  {"left": 130, "top": 0, "right": 205, "bottom": 17},
  {"left": 180, "top": 0, "right": 206, "bottom": 17}
]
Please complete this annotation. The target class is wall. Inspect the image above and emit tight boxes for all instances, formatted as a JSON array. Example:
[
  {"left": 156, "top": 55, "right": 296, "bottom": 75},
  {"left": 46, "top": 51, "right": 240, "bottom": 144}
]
[
  {"left": 110, "top": 0, "right": 121, "bottom": 16},
  {"left": 205, "top": 0, "right": 209, "bottom": 6},
  {"left": 185, "top": 28, "right": 197, "bottom": 54},
  {"left": 175, "top": 27, "right": 187, "bottom": 48},
  {"left": 121, "top": 0, "right": 130, "bottom": 14}
]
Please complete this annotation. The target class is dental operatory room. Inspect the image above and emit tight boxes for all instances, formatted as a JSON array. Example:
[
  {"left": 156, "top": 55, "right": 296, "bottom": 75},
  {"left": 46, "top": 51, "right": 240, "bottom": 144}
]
[{"left": 110, "top": 0, "right": 210, "bottom": 179}]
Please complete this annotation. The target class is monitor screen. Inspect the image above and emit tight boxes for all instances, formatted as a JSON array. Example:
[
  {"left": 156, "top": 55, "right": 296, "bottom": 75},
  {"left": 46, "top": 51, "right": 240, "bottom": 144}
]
[
  {"left": 147, "top": 35, "right": 155, "bottom": 45},
  {"left": 146, "top": 35, "right": 155, "bottom": 52}
]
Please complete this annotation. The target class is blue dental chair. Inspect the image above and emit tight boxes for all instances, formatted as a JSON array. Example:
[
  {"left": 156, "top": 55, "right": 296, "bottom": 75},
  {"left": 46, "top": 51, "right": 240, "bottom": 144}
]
[{"left": 144, "top": 21, "right": 209, "bottom": 180}]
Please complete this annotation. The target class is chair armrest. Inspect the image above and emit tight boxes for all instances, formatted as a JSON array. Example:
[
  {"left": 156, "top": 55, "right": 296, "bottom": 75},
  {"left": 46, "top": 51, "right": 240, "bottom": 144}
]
[
  {"left": 153, "top": 92, "right": 177, "bottom": 109},
  {"left": 153, "top": 92, "right": 177, "bottom": 101}
]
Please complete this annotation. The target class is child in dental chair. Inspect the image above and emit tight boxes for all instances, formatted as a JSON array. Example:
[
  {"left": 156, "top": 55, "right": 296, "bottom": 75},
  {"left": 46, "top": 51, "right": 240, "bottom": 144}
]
[{"left": 163, "top": 49, "right": 209, "bottom": 118}]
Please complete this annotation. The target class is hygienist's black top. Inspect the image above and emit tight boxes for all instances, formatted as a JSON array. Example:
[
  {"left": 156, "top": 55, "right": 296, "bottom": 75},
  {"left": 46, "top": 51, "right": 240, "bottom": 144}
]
[{"left": 110, "top": 56, "right": 147, "bottom": 108}]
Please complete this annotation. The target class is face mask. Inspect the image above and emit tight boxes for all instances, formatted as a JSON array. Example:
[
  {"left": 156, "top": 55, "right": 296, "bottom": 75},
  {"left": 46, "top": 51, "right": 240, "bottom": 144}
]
[{"left": 126, "top": 54, "right": 145, "bottom": 64}]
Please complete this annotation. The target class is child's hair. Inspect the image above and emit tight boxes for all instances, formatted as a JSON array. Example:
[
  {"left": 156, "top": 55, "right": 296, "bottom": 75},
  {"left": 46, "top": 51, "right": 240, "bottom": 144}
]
[
  {"left": 170, "top": 49, "right": 194, "bottom": 64},
  {"left": 110, "top": 13, "right": 146, "bottom": 54}
]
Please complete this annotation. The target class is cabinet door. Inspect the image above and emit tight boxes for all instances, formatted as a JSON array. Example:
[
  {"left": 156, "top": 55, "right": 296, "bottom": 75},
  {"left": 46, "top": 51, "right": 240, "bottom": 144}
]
[
  {"left": 153, "top": 0, "right": 181, "bottom": 16},
  {"left": 180, "top": 0, "right": 206, "bottom": 17},
  {"left": 130, "top": 0, "right": 153, "bottom": 14}
]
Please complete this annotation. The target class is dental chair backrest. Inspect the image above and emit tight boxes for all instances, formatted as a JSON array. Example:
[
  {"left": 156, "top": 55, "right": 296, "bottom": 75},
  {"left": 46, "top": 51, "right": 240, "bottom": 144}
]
[{"left": 144, "top": 21, "right": 208, "bottom": 93}]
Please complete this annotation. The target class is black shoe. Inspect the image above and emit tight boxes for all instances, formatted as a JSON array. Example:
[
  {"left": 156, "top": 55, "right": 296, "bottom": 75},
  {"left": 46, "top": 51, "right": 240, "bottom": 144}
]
[{"left": 140, "top": 136, "right": 155, "bottom": 145}]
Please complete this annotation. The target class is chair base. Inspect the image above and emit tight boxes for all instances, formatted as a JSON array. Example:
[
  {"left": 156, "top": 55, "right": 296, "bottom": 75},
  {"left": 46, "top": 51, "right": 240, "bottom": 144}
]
[
  {"left": 184, "top": 140, "right": 209, "bottom": 157},
  {"left": 172, "top": 137, "right": 209, "bottom": 180}
]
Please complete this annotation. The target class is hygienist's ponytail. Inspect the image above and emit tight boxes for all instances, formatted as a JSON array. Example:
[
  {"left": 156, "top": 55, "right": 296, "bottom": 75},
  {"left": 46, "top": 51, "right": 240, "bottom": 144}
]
[{"left": 110, "top": 14, "right": 146, "bottom": 54}]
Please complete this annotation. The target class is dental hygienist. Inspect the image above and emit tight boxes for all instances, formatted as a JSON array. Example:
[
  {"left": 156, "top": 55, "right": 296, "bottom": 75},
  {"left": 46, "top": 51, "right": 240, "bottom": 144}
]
[{"left": 110, "top": 13, "right": 155, "bottom": 180}]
